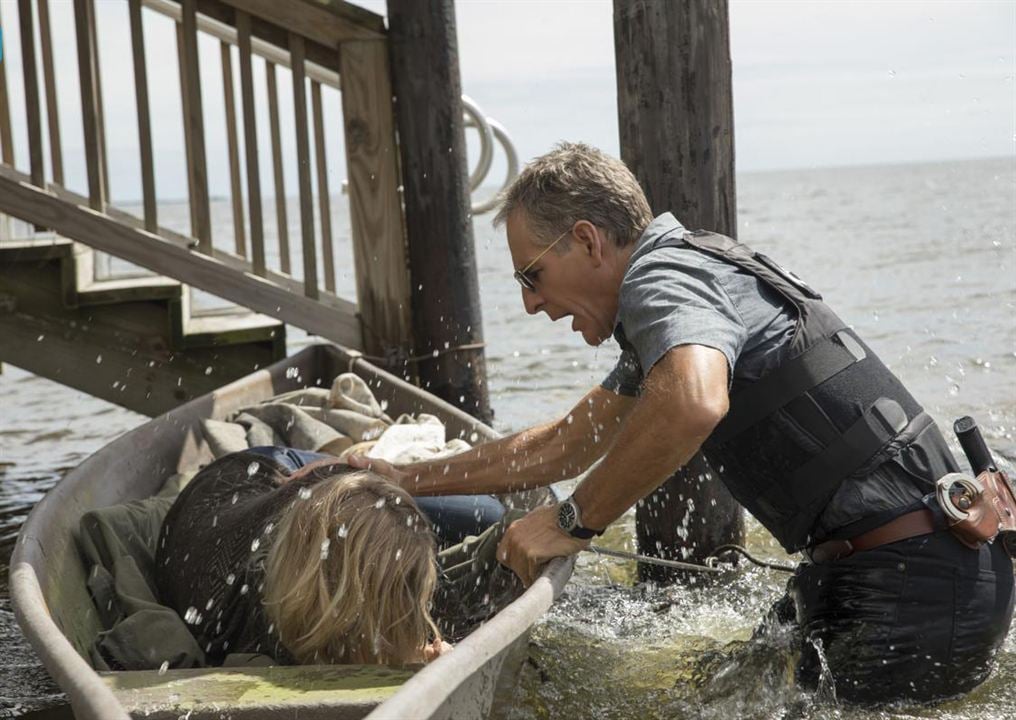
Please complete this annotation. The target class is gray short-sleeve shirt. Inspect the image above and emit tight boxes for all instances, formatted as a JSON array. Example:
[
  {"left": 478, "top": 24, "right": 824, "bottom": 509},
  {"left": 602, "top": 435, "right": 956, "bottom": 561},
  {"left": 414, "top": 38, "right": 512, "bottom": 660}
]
[{"left": 602, "top": 213, "right": 796, "bottom": 396}]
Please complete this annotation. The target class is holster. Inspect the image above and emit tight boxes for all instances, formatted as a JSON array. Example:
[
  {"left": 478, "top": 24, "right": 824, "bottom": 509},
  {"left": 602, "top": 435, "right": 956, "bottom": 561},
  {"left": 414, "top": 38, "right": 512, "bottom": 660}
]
[{"left": 935, "top": 469, "right": 1016, "bottom": 555}]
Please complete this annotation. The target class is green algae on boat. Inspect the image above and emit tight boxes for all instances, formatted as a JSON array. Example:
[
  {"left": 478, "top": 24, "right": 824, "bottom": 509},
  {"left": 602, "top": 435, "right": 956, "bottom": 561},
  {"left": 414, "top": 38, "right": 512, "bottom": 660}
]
[{"left": 103, "top": 665, "right": 414, "bottom": 719}]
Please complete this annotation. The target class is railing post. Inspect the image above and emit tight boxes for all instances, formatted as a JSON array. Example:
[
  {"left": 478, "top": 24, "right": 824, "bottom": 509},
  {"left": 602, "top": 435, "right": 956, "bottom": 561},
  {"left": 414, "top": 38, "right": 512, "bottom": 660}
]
[
  {"left": 386, "top": 0, "right": 491, "bottom": 422},
  {"left": 73, "top": 0, "right": 105, "bottom": 210},
  {"left": 311, "top": 81, "right": 335, "bottom": 294},
  {"left": 18, "top": 0, "right": 44, "bottom": 188},
  {"left": 220, "top": 41, "right": 246, "bottom": 257},
  {"left": 128, "top": 0, "right": 157, "bottom": 232},
  {"left": 615, "top": 0, "right": 744, "bottom": 580},
  {"left": 37, "top": 0, "right": 63, "bottom": 187},
  {"left": 265, "top": 61, "right": 291, "bottom": 275},
  {"left": 236, "top": 11, "right": 266, "bottom": 277},
  {"left": 179, "top": 0, "right": 212, "bottom": 252},
  {"left": 289, "top": 33, "right": 318, "bottom": 300},
  {"left": 0, "top": 3, "right": 13, "bottom": 167}
]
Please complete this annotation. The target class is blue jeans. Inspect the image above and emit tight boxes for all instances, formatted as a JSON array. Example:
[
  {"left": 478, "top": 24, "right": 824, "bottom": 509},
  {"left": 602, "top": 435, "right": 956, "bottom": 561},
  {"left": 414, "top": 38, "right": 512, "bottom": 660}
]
[{"left": 245, "top": 446, "right": 506, "bottom": 545}]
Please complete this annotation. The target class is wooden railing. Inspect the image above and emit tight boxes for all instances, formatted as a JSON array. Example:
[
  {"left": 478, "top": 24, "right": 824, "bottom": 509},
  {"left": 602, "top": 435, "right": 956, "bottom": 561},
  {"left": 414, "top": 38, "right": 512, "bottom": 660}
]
[{"left": 0, "top": 0, "right": 412, "bottom": 357}]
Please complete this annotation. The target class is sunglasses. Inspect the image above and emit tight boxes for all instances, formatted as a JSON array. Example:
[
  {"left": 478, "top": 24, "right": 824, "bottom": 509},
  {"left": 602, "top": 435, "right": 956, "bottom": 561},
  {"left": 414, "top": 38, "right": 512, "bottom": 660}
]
[{"left": 513, "top": 226, "right": 573, "bottom": 291}]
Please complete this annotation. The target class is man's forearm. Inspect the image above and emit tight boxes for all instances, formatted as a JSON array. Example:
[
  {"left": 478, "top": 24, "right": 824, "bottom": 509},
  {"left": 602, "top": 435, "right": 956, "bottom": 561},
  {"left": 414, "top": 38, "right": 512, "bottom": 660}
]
[{"left": 402, "top": 386, "right": 632, "bottom": 496}]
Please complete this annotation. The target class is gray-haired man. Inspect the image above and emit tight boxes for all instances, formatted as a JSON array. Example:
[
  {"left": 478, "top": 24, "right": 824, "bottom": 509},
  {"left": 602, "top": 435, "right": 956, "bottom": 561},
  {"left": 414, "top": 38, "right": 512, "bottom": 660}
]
[{"left": 352, "top": 142, "right": 1013, "bottom": 703}]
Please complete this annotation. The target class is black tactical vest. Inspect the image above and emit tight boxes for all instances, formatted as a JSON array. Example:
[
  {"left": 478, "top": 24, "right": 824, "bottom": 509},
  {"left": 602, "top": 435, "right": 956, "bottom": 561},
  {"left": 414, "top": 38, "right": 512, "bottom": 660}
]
[{"left": 619, "top": 229, "right": 958, "bottom": 552}]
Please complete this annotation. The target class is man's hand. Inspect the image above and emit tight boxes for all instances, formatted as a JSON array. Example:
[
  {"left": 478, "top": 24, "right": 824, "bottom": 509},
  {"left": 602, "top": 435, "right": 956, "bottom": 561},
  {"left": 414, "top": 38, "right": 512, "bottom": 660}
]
[
  {"left": 497, "top": 504, "right": 590, "bottom": 587},
  {"left": 346, "top": 454, "right": 410, "bottom": 489}
]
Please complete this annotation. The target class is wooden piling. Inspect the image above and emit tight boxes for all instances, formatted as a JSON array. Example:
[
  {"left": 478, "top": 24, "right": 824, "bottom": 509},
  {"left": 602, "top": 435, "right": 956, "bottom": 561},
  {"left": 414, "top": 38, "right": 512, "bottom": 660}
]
[
  {"left": 614, "top": 0, "right": 744, "bottom": 580},
  {"left": 386, "top": 0, "right": 491, "bottom": 422}
]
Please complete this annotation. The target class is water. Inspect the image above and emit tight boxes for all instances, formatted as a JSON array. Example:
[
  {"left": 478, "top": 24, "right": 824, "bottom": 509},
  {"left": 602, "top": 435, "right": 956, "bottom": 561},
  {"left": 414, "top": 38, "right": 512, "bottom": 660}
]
[{"left": 1, "top": 157, "right": 1014, "bottom": 717}]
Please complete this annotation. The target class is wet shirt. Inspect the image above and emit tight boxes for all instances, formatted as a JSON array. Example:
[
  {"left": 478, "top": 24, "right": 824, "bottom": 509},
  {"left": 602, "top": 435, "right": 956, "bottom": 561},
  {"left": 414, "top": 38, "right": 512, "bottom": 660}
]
[
  {"left": 600, "top": 213, "right": 943, "bottom": 540},
  {"left": 602, "top": 213, "right": 797, "bottom": 395}
]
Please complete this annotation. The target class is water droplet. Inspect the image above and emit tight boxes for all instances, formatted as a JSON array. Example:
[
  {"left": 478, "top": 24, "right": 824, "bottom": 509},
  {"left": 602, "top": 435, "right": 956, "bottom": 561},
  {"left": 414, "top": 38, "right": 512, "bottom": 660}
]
[
  {"left": 337, "top": 524, "right": 349, "bottom": 538},
  {"left": 247, "top": 461, "right": 260, "bottom": 476},
  {"left": 183, "top": 606, "right": 200, "bottom": 624},
  {"left": 204, "top": 366, "right": 213, "bottom": 375},
  {"left": 96, "top": 354, "right": 102, "bottom": 364},
  {"left": 298, "top": 487, "right": 312, "bottom": 500},
  {"left": 158, "top": 661, "right": 169, "bottom": 675},
  {"left": 231, "top": 492, "right": 239, "bottom": 504},
  {"left": 225, "top": 573, "right": 236, "bottom": 585},
  {"left": 395, "top": 548, "right": 402, "bottom": 560},
  {"left": 251, "top": 538, "right": 261, "bottom": 552},
  {"left": 320, "top": 538, "right": 331, "bottom": 559},
  {"left": 374, "top": 498, "right": 385, "bottom": 509},
  {"left": 36, "top": 334, "right": 44, "bottom": 341},
  {"left": 285, "top": 366, "right": 298, "bottom": 379}
]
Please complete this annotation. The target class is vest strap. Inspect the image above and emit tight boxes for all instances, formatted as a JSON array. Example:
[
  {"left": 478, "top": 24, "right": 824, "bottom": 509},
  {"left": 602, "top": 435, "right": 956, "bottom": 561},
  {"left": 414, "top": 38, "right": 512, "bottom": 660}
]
[
  {"left": 711, "top": 329, "right": 866, "bottom": 444},
  {"left": 790, "top": 397, "right": 911, "bottom": 510}
]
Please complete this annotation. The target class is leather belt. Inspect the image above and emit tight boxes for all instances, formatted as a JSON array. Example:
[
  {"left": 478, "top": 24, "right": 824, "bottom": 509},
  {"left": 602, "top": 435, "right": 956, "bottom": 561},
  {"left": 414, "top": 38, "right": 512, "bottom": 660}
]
[{"left": 806, "top": 508, "right": 938, "bottom": 564}]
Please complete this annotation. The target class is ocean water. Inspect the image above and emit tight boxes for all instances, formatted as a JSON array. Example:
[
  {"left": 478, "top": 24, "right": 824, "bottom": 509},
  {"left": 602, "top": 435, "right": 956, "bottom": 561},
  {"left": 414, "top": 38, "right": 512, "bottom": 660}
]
[{"left": 0, "top": 156, "right": 1013, "bottom": 717}]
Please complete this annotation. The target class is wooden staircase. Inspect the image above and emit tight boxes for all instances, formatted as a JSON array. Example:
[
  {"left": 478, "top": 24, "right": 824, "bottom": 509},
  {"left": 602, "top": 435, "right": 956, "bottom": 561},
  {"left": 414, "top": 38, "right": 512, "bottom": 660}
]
[{"left": 0, "top": 239, "right": 285, "bottom": 417}]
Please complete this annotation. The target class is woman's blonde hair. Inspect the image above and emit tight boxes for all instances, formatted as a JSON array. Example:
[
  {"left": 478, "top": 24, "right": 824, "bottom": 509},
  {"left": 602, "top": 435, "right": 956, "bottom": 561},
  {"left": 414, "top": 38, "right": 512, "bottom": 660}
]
[{"left": 263, "top": 468, "right": 440, "bottom": 665}]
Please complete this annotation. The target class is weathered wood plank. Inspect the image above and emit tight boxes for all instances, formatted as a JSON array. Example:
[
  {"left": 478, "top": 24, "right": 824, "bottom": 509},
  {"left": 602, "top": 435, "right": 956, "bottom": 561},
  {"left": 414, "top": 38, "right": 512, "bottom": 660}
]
[
  {"left": 72, "top": 0, "right": 105, "bottom": 209},
  {"left": 237, "top": 11, "right": 266, "bottom": 277},
  {"left": 0, "top": 4, "right": 12, "bottom": 166},
  {"left": 289, "top": 34, "right": 318, "bottom": 300},
  {"left": 265, "top": 61, "right": 290, "bottom": 274},
  {"left": 614, "top": 0, "right": 744, "bottom": 576},
  {"left": 37, "top": 0, "right": 63, "bottom": 186},
  {"left": 180, "top": 0, "right": 212, "bottom": 252},
  {"left": 18, "top": 0, "right": 45, "bottom": 187},
  {"left": 220, "top": 41, "right": 246, "bottom": 256},
  {"left": 218, "top": 0, "right": 383, "bottom": 48},
  {"left": 387, "top": 0, "right": 490, "bottom": 420},
  {"left": 128, "top": 0, "right": 158, "bottom": 232},
  {"left": 339, "top": 38, "right": 412, "bottom": 366},
  {"left": 311, "top": 81, "right": 335, "bottom": 293},
  {"left": 0, "top": 168, "right": 362, "bottom": 349}
]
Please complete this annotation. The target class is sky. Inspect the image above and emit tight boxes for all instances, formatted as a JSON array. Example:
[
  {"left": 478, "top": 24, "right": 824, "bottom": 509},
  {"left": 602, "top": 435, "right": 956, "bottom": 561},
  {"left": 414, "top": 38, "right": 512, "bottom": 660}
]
[{"left": 0, "top": 0, "right": 1012, "bottom": 201}]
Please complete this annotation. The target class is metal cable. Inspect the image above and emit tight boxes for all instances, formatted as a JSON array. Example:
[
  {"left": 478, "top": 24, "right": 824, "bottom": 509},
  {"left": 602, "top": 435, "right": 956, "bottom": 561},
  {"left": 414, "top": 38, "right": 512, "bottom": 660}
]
[
  {"left": 586, "top": 543, "right": 796, "bottom": 575},
  {"left": 706, "top": 544, "right": 796, "bottom": 573}
]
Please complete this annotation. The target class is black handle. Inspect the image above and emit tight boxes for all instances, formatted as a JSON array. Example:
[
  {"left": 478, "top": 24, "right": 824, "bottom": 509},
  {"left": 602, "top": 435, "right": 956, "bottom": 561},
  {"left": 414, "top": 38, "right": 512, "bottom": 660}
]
[{"left": 954, "top": 416, "right": 996, "bottom": 475}]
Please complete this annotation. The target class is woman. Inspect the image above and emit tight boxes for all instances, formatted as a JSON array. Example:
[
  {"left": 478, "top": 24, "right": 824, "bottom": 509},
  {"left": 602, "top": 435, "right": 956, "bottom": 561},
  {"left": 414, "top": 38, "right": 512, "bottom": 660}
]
[{"left": 156, "top": 449, "right": 451, "bottom": 666}]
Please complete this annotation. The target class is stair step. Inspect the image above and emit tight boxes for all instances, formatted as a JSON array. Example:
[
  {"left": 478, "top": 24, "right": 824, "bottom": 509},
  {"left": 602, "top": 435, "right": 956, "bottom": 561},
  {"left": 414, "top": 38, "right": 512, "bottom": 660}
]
[
  {"left": 76, "top": 276, "right": 182, "bottom": 306},
  {"left": 0, "top": 239, "right": 73, "bottom": 262},
  {"left": 176, "top": 308, "right": 285, "bottom": 350}
]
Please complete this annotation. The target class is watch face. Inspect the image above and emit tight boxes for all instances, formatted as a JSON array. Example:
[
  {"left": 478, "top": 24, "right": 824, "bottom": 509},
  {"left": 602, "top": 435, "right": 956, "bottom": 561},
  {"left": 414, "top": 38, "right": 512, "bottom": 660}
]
[{"left": 557, "top": 500, "right": 578, "bottom": 531}]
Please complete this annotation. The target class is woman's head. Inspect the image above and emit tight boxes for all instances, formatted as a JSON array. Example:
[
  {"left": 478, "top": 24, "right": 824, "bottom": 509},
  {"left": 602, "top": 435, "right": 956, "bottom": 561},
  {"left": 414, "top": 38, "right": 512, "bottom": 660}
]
[{"left": 263, "top": 468, "right": 439, "bottom": 665}]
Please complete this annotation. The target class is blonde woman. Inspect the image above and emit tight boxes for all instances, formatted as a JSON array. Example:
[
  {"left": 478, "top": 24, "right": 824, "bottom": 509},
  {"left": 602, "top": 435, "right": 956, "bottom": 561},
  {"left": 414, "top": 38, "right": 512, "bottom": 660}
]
[{"left": 156, "top": 448, "right": 460, "bottom": 666}]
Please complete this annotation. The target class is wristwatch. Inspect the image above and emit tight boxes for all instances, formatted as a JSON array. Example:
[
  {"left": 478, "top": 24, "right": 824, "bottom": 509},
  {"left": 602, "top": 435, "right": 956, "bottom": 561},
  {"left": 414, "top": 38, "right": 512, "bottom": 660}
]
[{"left": 556, "top": 496, "right": 604, "bottom": 539}]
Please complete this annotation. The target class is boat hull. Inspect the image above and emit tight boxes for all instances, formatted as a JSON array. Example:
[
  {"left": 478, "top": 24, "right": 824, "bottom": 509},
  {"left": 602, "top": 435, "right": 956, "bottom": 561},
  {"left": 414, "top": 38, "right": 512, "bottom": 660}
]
[{"left": 10, "top": 343, "right": 573, "bottom": 720}]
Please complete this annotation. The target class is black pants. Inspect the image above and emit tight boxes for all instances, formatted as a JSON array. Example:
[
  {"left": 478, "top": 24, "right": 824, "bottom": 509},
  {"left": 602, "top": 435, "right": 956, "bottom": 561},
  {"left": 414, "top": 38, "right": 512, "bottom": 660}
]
[{"left": 789, "top": 530, "right": 1014, "bottom": 704}]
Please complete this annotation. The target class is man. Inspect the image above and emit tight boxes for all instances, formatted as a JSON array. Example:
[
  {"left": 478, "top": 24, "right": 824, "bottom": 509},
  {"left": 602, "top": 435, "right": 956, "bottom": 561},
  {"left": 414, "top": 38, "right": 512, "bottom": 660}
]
[{"left": 352, "top": 142, "right": 1013, "bottom": 703}]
